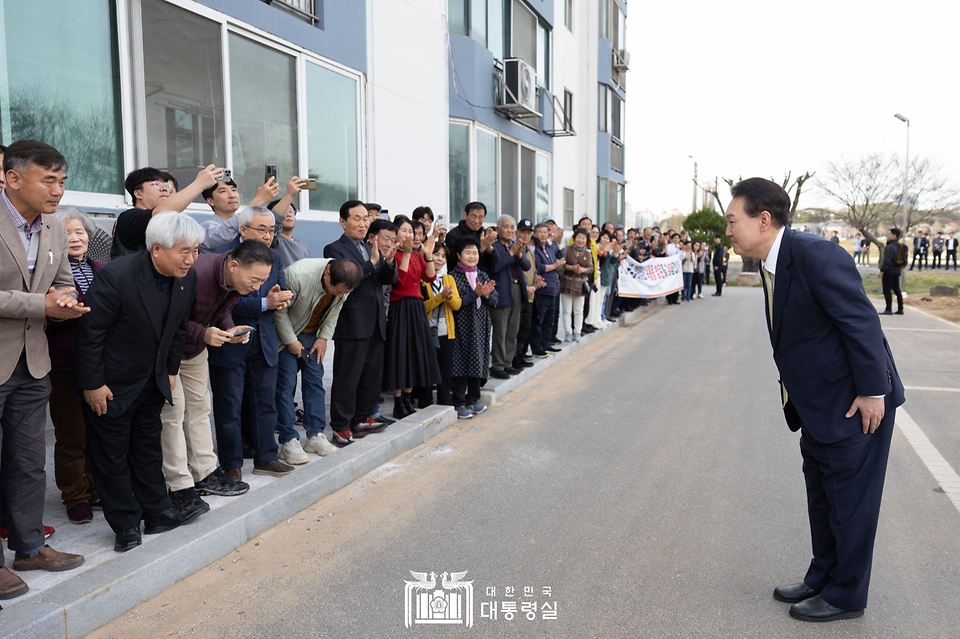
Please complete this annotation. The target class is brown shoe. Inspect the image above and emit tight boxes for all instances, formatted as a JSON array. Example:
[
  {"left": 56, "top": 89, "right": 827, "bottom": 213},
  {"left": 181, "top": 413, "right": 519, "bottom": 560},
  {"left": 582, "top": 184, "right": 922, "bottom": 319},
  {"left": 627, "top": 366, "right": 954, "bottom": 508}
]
[
  {"left": 225, "top": 467, "right": 243, "bottom": 482},
  {"left": 252, "top": 459, "right": 295, "bottom": 477},
  {"left": 0, "top": 566, "right": 29, "bottom": 599},
  {"left": 12, "top": 545, "right": 84, "bottom": 572}
]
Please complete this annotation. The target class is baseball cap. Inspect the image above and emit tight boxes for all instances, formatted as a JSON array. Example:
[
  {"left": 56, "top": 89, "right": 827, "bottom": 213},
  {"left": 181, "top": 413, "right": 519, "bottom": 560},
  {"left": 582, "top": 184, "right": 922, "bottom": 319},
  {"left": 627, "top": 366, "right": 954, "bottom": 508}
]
[{"left": 517, "top": 219, "right": 533, "bottom": 231}]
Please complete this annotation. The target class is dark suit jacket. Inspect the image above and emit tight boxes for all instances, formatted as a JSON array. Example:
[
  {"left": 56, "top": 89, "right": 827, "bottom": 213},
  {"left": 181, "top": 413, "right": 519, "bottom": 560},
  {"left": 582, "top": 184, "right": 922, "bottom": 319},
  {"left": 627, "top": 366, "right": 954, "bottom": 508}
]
[
  {"left": 209, "top": 238, "right": 285, "bottom": 367},
  {"left": 322, "top": 233, "right": 397, "bottom": 341},
  {"left": 74, "top": 251, "right": 196, "bottom": 416},
  {"left": 764, "top": 227, "right": 905, "bottom": 444},
  {"left": 489, "top": 240, "right": 531, "bottom": 307}
]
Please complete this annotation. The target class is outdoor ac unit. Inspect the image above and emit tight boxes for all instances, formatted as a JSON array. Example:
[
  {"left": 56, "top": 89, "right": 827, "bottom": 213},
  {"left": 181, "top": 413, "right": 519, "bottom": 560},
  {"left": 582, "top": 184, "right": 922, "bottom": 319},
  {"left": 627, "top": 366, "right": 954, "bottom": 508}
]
[
  {"left": 504, "top": 58, "right": 538, "bottom": 114},
  {"left": 614, "top": 49, "right": 630, "bottom": 71}
]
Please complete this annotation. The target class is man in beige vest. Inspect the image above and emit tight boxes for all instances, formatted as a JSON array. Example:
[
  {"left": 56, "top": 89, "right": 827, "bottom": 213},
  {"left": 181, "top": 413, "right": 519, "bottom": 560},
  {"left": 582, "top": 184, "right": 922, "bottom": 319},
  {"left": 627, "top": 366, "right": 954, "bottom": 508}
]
[{"left": 0, "top": 140, "right": 87, "bottom": 599}]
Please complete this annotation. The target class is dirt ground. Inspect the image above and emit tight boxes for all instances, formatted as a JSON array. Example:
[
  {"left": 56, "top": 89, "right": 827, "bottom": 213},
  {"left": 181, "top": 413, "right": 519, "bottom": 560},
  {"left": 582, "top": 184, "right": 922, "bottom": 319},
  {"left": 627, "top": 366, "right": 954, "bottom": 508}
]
[{"left": 905, "top": 295, "right": 960, "bottom": 324}]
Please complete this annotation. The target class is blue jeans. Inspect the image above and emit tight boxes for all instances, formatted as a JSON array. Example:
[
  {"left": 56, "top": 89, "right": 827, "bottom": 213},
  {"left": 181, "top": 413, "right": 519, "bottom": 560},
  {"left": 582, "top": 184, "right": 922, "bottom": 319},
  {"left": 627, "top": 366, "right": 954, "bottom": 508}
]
[
  {"left": 682, "top": 272, "right": 694, "bottom": 300},
  {"left": 209, "top": 337, "right": 280, "bottom": 468},
  {"left": 276, "top": 331, "right": 326, "bottom": 443}
]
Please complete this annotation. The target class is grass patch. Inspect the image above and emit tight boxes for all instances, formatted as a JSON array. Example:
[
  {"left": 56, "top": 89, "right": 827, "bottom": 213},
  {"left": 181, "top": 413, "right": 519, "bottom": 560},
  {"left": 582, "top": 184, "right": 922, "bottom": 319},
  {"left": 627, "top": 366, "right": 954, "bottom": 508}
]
[{"left": 860, "top": 268, "right": 960, "bottom": 297}]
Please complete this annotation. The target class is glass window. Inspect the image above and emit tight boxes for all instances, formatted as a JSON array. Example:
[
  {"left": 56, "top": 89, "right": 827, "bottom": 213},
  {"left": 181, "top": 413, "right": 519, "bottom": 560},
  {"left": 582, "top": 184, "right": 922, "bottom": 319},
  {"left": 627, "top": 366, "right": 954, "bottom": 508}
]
[
  {"left": 536, "top": 22, "right": 550, "bottom": 89},
  {"left": 305, "top": 63, "right": 359, "bottom": 212},
  {"left": 142, "top": 0, "right": 225, "bottom": 192},
  {"left": 598, "top": 86, "right": 607, "bottom": 131},
  {"left": 0, "top": 0, "right": 123, "bottom": 194},
  {"left": 600, "top": 0, "right": 609, "bottom": 39},
  {"left": 535, "top": 153, "right": 549, "bottom": 223},
  {"left": 564, "top": 0, "right": 573, "bottom": 31},
  {"left": 488, "top": 0, "right": 504, "bottom": 60},
  {"left": 471, "top": 0, "right": 487, "bottom": 46},
  {"left": 512, "top": 0, "right": 537, "bottom": 69},
  {"left": 449, "top": 0, "right": 468, "bottom": 35},
  {"left": 563, "top": 89, "right": 573, "bottom": 130},
  {"left": 610, "top": 91, "right": 622, "bottom": 141},
  {"left": 520, "top": 146, "right": 535, "bottom": 221},
  {"left": 228, "top": 34, "right": 298, "bottom": 204},
  {"left": 449, "top": 122, "right": 470, "bottom": 221},
  {"left": 476, "top": 128, "right": 498, "bottom": 222},
  {"left": 611, "top": 3, "right": 620, "bottom": 49},
  {"left": 598, "top": 178, "right": 608, "bottom": 225},
  {"left": 500, "top": 137, "right": 518, "bottom": 219},
  {"left": 563, "top": 187, "right": 575, "bottom": 229}
]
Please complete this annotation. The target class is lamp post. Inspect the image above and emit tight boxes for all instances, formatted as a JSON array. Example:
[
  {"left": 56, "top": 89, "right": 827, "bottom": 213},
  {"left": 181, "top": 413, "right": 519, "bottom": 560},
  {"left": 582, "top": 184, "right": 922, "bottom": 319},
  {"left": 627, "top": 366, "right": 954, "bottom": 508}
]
[
  {"left": 688, "top": 155, "right": 698, "bottom": 214},
  {"left": 894, "top": 113, "right": 909, "bottom": 293}
]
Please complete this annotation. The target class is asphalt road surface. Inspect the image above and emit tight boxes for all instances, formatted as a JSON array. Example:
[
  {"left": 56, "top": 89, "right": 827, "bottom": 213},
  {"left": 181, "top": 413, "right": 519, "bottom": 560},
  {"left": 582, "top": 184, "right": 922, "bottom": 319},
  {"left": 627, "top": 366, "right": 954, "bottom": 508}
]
[{"left": 89, "top": 287, "right": 960, "bottom": 638}]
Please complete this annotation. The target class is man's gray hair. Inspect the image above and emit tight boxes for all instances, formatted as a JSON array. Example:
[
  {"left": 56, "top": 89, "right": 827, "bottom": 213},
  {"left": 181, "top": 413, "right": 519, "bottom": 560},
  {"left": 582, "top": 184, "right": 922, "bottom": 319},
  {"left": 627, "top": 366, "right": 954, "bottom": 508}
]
[
  {"left": 55, "top": 205, "right": 96, "bottom": 238},
  {"left": 238, "top": 205, "right": 274, "bottom": 228},
  {"left": 497, "top": 215, "right": 516, "bottom": 228},
  {"left": 145, "top": 212, "right": 204, "bottom": 250}
]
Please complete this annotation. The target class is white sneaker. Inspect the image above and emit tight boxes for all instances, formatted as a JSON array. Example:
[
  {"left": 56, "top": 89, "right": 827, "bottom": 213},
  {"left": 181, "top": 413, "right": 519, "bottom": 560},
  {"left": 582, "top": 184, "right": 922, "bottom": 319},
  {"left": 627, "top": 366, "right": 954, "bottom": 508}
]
[
  {"left": 564, "top": 333, "right": 573, "bottom": 342},
  {"left": 573, "top": 332, "right": 581, "bottom": 342},
  {"left": 278, "top": 438, "right": 309, "bottom": 465},
  {"left": 303, "top": 434, "right": 337, "bottom": 457}
]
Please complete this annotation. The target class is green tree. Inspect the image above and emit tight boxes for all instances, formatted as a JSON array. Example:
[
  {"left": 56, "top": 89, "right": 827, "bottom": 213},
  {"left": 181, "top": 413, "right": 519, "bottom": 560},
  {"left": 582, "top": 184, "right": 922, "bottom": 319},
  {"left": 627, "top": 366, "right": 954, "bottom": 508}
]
[{"left": 683, "top": 207, "right": 728, "bottom": 246}]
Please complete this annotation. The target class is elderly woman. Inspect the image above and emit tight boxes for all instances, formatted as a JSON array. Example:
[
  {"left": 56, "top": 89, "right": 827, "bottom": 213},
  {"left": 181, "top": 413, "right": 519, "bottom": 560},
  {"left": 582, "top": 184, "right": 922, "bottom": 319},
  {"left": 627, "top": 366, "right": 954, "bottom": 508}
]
[
  {"left": 46, "top": 207, "right": 102, "bottom": 524},
  {"left": 559, "top": 228, "right": 594, "bottom": 342}
]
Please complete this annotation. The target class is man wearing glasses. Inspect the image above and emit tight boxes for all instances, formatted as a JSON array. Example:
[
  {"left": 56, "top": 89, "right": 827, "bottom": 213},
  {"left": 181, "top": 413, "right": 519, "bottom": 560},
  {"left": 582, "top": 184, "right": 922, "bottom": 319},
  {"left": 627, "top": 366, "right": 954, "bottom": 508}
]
[
  {"left": 112, "top": 166, "right": 223, "bottom": 257},
  {"left": 209, "top": 206, "right": 297, "bottom": 476}
]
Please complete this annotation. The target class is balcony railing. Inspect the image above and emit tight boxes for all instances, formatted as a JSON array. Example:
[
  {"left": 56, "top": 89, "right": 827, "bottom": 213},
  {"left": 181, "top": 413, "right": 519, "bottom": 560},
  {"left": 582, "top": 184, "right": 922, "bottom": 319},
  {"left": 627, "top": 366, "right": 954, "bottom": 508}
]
[
  {"left": 262, "top": 0, "right": 323, "bottom": 28},
  {"left": 611, "top": 139, "right": 623, "bottom": 173}
]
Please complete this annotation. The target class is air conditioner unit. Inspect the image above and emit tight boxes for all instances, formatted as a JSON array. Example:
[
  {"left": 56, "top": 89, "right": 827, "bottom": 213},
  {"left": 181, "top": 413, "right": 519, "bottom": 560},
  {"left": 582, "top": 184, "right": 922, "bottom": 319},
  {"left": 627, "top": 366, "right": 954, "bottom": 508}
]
[
  {"left": 613, "top": 48, "right": 630, "bottom": 71},
  {"left": 504, "top": 58, "right": 538, "bottom": 114}
]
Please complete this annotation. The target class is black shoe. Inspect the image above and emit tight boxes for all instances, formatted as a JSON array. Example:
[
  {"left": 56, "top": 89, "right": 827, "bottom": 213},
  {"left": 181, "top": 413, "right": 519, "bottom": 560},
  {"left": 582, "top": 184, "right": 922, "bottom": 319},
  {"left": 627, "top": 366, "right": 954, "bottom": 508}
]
[
  {"left": 532, "top": 351, "right": 549, "bottom": 359},
  {"left": 582, "top": 325, "right": 596, "bottom": 334},
  {"left": 373, "top": 414, "right": 396, "bottom": 426},
  {"left": 402, "top": 397, "right": 417, "bottom": 415},
  {"left": 490, "top": 369, "right": 510, "bottom": 379},
  {"left": 880, "top": 310, "right": 893, "bottom": 315},
  {"left": 195, "top": 468, "right": 249, "bottom": 497},
  {"left": 393, "top": 398, "right": 411, "bottom": 419},
  {"left": 711, "top": 293, "right": 721, "bottom": 296},
  {"left": 169, "top": 487, "right": 210, "bottom": 514},
  {"left": 894, "top": 309, "right": 904, "bottom": 315},
  {"left": 114, "top": 528, "right": 142, "bottom": 553},
  {"left": 504, "top": 367, "right": 522, "bottom": 375},
  {"left": 789, "top": 594, "right": 864, "bottom": 622},
  {"left": 550, "top": 339, "right": 562, "bottom": 345},
  {"left": 143, "top": 505, "right": 204, "bottom": 535},
  {"left": 241, "top": 444, "right": 255, "bottom": 460},
  {"left": 513, "top": 360, "right": 534, "bottom": 369},
  {"left": 774, "top": 582, "right": 821, "bottom": 604},
  {"left": 545, "top": 346, "right": 562, "bottom": 353},
  {"left": 294, "top": 407, "right": 305, "bottom": 426}
]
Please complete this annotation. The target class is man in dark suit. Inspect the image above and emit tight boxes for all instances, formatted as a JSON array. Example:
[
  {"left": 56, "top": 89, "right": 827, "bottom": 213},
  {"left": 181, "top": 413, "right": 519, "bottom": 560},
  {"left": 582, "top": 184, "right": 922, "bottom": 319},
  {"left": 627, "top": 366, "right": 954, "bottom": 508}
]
[
  {"left": 75, "top": 212, "right": 207, "bottom": 552},
  {"left": 710, "top": 234, "right": 725, "bottom": 296},
  {"left": 323, "top": 200, "right": 398, "bottom": 445},
  {"left": 725, "top": 178, "right": 904, "bottom": 622},
  {"left": 210, "top": 206, "right": 295, "bottom": 476}
]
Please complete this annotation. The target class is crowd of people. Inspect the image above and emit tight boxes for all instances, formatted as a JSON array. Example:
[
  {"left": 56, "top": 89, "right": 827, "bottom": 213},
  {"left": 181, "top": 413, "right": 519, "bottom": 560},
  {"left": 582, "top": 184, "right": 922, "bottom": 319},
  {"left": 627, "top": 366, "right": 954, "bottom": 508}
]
[{"left": 0, "top": 139, "right": 730, "bottom": 600}]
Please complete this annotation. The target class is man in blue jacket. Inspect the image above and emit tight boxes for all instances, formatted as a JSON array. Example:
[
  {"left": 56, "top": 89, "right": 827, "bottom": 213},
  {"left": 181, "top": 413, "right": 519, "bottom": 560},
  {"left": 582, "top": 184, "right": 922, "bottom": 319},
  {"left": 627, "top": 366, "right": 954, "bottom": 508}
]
[
  {"left": 488, "top": 216, "right": 528, "bottom": 379},
  {"left": 725, "top": 178, "right": 904, "bottom": 623}
]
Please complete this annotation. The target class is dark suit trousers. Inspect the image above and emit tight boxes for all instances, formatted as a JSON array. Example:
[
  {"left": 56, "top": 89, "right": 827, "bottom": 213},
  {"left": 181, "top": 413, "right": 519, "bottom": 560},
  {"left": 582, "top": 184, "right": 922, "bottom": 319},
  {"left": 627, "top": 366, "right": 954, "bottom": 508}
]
[
  {"left": 714, "top": 267, "right": 724, "bottom": 295},
  {"left": 331, "top": 334, "right": 384, "bottom": 431},
  {"left": 84, "top": 382, "right": 173, "bottom": 533},
  {"left": 0, "top": 354, "right": 49, "bottom": 558},
  {"left": 882, "top": 272, "right": 903, "bottom": 312},
  {"left": 799, "top": 408, "right": 895, "bottom": 611}
]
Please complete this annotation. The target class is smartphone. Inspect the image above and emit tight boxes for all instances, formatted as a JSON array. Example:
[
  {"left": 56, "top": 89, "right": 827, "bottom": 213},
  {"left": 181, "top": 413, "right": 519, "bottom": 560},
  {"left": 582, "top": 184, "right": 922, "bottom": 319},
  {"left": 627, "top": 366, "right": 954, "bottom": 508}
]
[
  {"left": 264, "top": 164, "right": 277, "bottom": 183},
  {"left": 219, "top": 168, "right": 232, "bottom": 182},
  {"left": 233, "top": 326, "right": 256, "bottom": 337},
  {"left": 300, "top": 178, "right": 317, "bottom": 190}
]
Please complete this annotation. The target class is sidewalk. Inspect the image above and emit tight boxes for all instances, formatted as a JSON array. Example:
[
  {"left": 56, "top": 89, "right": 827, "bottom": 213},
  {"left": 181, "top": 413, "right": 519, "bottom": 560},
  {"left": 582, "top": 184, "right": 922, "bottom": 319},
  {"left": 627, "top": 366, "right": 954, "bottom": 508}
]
[{"left": 0, "top": 300, "right": 660, "bottom": 638}]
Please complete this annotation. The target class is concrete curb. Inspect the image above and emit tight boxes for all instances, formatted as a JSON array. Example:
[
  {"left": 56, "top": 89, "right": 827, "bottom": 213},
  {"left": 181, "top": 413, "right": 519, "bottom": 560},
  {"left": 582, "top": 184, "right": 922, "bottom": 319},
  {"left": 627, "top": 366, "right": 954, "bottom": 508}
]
[{"left": 0, "top": 301, "right": 661, "bottom": 638}]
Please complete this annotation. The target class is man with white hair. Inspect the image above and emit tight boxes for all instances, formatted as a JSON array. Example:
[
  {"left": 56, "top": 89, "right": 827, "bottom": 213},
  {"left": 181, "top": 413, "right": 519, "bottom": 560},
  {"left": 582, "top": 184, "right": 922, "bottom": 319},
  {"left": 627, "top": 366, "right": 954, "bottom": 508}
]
[
  {"left": 488, "top": 215, "right": 530, "bottom": 379},
  {"left": 75, "top": 212, "right": 205, "bottom": 553}
]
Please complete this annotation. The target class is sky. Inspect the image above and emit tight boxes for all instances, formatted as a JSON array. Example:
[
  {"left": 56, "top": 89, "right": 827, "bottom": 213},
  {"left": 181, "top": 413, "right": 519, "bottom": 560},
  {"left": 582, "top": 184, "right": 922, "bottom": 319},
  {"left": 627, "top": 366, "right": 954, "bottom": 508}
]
[{"left": 625, "top": 0, "right": 960, "bottom": 216}]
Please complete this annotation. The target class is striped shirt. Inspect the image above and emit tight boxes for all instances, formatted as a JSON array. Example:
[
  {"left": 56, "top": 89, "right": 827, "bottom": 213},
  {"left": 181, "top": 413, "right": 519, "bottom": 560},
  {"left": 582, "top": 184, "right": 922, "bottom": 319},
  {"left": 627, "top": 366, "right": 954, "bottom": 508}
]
[{"left": 69, "top": 256, "right": 95, "bottom": 295}]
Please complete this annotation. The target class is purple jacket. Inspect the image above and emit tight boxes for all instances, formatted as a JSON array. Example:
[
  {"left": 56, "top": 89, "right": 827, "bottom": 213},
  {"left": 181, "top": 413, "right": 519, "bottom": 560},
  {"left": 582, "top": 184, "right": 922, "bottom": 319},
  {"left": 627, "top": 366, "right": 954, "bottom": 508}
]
[
  {"left": 183, "top": 253, "right": 238, "bottom": 360},
  {"left": 46, "top": 258, "right": 102, "bottom": 373}
]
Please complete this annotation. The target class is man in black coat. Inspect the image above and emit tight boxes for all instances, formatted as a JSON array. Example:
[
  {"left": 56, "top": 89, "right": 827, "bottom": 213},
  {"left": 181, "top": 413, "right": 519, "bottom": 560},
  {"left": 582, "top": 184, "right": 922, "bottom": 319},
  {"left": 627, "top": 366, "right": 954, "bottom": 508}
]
[
  {"left": 711, "top": 234, "right": 725, "bottom": 296},
  {"left": 444, "top": 201, "right": 499, "bottom": 274},
  {"left": 878, "top": 228, "right": 904, "bottom": 315},
  {"left": 322, "top": 200, "right": 398, "bottom": 445},
  {"left": 75, "top": 212, "right": 207, "bottom": 552}
]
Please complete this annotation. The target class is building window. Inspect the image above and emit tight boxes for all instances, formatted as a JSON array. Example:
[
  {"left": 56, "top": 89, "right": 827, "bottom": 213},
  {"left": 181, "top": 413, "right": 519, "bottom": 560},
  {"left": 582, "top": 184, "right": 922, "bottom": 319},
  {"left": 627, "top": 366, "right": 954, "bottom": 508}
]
[
  {"left": 520, "top": 146, "right": 536, "bottom": 220},
  {"left": 0, "top": 0, "right": 124, "bottom": 194},
  {"left": 598, "top": 177, "right": 624, "bottom": 226},
  {"left": 476, "top": 128, "right": 498, "bottom": 222},
  {"left": 598, "top": 86, "right": 608, "bottom": 132},
  {"left": 564, "top": 0, "right": 573, "bottom": 31},
  {"left": 449, "top": 122, "right": 471, "bottom": 221},
  {"left": 535, "top": 153, "right": 550, "bottom": 223},
  {"left": 142, "top": 0, "right": 225, "bottom": 193},
  {"left": 500, "top": 137, "right": 519, "bottom": 219},
  {"left": 600, "top": 0, "right": 623, "bottom": 46},
  {"left": 228, "top": 34, "right": 299, "bottom": 205},
  {"left": 511, "top": 1, "right": 537, "bottom": 71},
  {"left": 449, "top": 0, "right": 468, "bottom": 35},
  {"left": 306, "top": 63, "right": 359, "bottom": 212},
  {"left": 563, "top": 89, "right": 574, "bottom": 131},
  {"left": 563, "top": 187, "right": 575, "bottom": 229}
]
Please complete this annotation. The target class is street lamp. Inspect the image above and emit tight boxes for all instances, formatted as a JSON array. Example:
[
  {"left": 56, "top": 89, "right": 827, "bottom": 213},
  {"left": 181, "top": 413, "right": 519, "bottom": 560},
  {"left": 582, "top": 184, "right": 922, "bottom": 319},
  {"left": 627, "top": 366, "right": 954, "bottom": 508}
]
[
  {"left": 687, "top": 155, "right": 698, "bottom": 214},
  {"left": 894, "top": 113, "right": 909, "bottom": 293}
]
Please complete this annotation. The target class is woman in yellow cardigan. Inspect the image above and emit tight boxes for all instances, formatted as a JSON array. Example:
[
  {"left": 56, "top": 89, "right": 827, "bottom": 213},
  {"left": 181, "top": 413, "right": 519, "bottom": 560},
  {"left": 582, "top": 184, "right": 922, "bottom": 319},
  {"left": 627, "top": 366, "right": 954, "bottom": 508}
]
[{"left": 423, "top": 244, "right": 462, "bottom": 406}]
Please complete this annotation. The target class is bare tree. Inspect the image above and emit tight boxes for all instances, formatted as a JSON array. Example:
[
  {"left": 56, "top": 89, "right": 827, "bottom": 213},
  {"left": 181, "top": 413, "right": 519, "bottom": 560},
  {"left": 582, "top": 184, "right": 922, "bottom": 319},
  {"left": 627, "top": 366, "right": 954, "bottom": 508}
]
[
  {"left": 817, "top": 153, "right": 900, "bottom": 252},
  {"left": 891, "top": 156, "right": 960, "bottom": 233}
]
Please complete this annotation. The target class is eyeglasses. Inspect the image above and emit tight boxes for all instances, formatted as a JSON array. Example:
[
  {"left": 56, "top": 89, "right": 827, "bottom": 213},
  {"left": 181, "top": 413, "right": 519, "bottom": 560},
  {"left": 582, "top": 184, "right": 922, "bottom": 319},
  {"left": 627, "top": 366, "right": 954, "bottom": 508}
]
[
  {"left": 243, "top": 225, "right": 275, "bottom": 236},
  {"left": 145, "top": 180, "right": 171, "bottom": 193}
]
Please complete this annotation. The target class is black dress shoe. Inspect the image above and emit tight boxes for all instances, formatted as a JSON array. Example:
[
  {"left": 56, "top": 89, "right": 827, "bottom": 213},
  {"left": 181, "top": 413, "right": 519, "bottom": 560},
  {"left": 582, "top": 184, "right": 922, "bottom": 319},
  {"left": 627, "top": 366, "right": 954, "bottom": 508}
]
[
  {"left": 513, "top": 360, "right": 534, "bottom": 369},
  {"left": 353, "top": 421, "right": 388, "bottom": 437},
  {"left": 789, "top": 594, "right": 864, "bottom": 622},
  {"left": 545, "top": 346, "right": 562, "bottom": 353},
  {"left": 894, "top": 310, "right": 904, "bottom": 315},
  {"left": 114, "top": 528, "right": 142, "bottom": 552},
  {"left": 143, "top": 504, "right": 204, "bottom": 535},
  {"left": 374, "top": 414, "right": 396, "bottom": 425},
  {"left": 490, "top": 370, "right": 510, "bottom": 379},
  {"left": 504, "top": 367, "right": 522, "bottom": 375},
  {"left": 879, "top": 310, "right": 893, "bottom": 315},
  {"left": 773, "top": 582, "right": 821, "bottom": 604}
]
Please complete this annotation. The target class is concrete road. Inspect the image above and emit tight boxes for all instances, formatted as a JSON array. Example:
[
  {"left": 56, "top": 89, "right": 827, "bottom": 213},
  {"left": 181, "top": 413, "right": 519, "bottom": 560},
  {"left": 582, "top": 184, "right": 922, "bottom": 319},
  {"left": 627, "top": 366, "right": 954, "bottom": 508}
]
[{"left": 89, "top": 288, "right": 960, "bottom": 638}]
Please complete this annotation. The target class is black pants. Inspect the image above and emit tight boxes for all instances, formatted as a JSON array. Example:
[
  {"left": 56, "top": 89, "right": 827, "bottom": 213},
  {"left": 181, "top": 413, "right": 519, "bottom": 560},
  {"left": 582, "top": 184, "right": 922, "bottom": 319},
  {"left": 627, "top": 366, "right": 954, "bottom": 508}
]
[
  {"left": 331, "top": 334, "right": 384, "bottom": 432},
  {"left": 947, "top": 250, "right": 958, "bottom": 269},
  {"left": 435, "top": 335, "right": 454, "bottom": 406},
  {"left": 513, "top": 296, "right": 533, "bottom": 364},
  {"left": 84, "top": 382, "right": 172, "bottom": 533},
  {"left": 530, "top": 294, "right": 557, "bottom": 354},
  {"left": 549, "top": 289, "right": 561, "bottom": 342},
  {"left": 910, "top": 252, "right": 926, "bottom": 270},
  {"left": 714, "top": 267, "right": 724, "bottom": 295},
  {"left": 799, "top": 409, "right": 895, "bottom": 610},
  {"left": 882, "top": 272, "right": 903, "bottom": 312},
  {"left": 452, "top": 377, "right": 482, "bottom": 407},
  {"left": 932, "top": 250, "right": 942, "bottom": 268}
]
